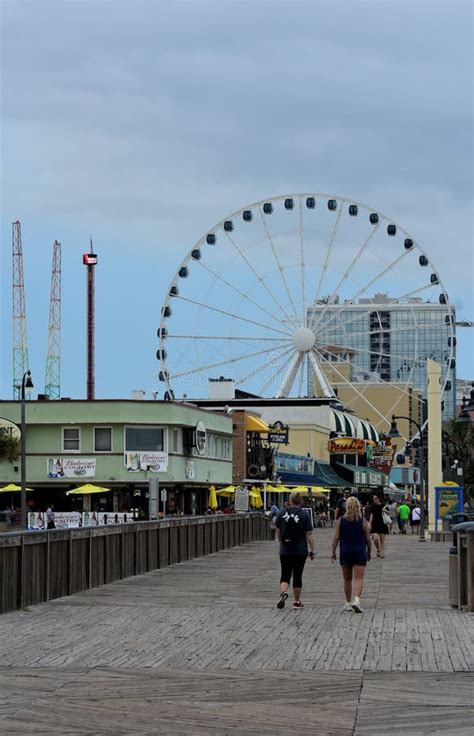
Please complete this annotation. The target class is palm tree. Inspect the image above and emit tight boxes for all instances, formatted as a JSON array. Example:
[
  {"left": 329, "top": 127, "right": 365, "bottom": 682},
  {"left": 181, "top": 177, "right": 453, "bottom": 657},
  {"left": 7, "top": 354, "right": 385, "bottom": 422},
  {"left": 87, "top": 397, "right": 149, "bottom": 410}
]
[{"left": 0, "top": 435, "right": 20, "bottom": 463}]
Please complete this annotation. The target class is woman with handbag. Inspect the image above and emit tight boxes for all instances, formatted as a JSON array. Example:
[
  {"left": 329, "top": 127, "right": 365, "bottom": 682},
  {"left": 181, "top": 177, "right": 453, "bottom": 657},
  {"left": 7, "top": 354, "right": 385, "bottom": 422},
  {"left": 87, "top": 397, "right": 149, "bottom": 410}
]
[{"left": 369, "top": 495, "right": 390, "bottom": 558}]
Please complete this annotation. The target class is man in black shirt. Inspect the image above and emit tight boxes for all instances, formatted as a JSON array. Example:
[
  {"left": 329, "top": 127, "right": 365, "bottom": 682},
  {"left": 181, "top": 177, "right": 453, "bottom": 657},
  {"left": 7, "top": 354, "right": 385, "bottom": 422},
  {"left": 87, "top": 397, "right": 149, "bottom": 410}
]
[
  {"left": 275, "top": 491, "right": 315, "bottom": 609},
  {"left": 336, "top": 488, "right": 352, "bottom": 520}
]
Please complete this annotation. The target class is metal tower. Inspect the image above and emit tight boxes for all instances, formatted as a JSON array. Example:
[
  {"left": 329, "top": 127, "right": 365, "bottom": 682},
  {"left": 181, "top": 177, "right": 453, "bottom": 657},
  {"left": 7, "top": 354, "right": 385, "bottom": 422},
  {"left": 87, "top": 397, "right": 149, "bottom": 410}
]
[
  {"left": 12, "top": 221, "right": 30, "bottom": 399},
  {"left": 45, "top": 240, "right": 62, "bottom": 399},
  {"left": 83, "top": 240, "right": 98, "bottom": 400}
]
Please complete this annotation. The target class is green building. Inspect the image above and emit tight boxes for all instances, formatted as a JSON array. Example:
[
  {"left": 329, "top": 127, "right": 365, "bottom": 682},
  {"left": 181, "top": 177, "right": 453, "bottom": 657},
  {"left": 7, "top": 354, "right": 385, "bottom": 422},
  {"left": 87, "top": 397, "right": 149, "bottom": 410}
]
[{"left": 0, "top": 400, "right": 232, "bottom": 516}]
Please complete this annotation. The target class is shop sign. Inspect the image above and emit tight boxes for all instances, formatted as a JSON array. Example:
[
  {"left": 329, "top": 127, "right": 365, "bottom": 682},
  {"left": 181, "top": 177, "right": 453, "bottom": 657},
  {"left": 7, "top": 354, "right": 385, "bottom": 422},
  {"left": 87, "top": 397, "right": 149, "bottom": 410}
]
[
  {"left": 47, "top": 457, "right": 96, "bottom": 478},
  {"left": 0, "top": 417, "right": 21, "bottom": 440},
  {"left": 185, "top": 459, "right": 195, "bottom": 479},
  {"left": 234, "top": 486, "right": 249, "bottom": 512},
  {"left": 329, "top": 438, "right": 366, "bottom": 455},
  {"left": 28, "top": 511, "right": 133, "bottom": 530},
  {"left": 125, "top": 452, "right": 168, "bottom": 472},
  {"left": 435, "top": 485, "right": 463, "bottom": 527},
  {"left": 368, "top": 438, "right": 395, "bottom": 476},
  {"left": 195, "top": 421, "right": 207, "bottom": 455},
  {"left": 267, "top": 421, "right": 289, "bottom": 444},
  {"left": 275, "top": 452, "right": 313, "bottom": 474}
]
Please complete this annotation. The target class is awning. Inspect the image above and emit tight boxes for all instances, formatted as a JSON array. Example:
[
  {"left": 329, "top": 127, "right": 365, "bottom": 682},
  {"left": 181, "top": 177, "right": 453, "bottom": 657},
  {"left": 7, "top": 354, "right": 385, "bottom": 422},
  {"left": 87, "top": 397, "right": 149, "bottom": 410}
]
[
  {"left": 331, "top": 409, "right": 378, "bottom": 442},
  {"left": 313, "top": 462, "right": 348, "bottom": 488},
  {"left": 246, "top": 415, "right": 269, "bottom": 433},
  {"left": 335, "top": 463, "right": 387, "bottom": 488}
]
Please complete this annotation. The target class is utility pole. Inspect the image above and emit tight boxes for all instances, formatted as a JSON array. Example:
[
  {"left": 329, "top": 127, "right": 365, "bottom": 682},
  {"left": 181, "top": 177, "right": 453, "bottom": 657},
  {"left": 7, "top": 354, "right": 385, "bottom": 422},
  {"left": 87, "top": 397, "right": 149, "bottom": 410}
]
[
  {"left": 12, "top": 221, "right": 30, "bottom": 399},
  {"left": 45, "top": 240, "right": 62, "bottom": 399},
  {"left": 83, "top": 240, "right": 98, "bottom": 400}
]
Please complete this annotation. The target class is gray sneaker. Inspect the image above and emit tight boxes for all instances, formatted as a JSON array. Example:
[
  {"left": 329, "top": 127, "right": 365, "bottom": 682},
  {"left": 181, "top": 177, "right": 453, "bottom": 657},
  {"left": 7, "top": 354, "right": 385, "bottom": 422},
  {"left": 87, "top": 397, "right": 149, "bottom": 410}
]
[{"left": 352, "top": 596, "right": 363, "bottom": 613}]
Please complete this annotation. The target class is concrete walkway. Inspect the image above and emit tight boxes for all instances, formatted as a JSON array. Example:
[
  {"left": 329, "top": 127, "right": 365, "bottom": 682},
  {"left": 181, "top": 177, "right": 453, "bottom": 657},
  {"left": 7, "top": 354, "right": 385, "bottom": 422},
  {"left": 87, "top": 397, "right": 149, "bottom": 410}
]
[{"left": 0, "top": 530, "right": 472, "bottom": 734}]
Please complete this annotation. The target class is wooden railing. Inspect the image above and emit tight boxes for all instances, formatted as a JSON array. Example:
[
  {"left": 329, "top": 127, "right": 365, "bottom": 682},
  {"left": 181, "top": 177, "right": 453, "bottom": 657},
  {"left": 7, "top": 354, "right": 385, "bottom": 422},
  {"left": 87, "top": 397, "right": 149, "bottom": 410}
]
[{"left": 0, "top": 514, "right": 271, "bottom": 614}]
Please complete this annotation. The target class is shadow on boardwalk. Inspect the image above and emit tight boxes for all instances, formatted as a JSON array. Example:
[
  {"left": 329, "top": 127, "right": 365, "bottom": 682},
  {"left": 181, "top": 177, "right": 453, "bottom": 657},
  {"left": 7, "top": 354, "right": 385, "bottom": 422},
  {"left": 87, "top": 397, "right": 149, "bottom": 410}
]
[{"left": 0, "top": 530, "right": 472, "bottom": 735}]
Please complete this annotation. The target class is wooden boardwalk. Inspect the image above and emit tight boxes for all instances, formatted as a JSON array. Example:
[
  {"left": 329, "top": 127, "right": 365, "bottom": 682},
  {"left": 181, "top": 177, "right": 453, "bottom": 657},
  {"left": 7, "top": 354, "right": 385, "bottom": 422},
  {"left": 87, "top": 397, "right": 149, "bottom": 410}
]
[{"left": 0, "top": 530, "right": 472, "bottom": 734}]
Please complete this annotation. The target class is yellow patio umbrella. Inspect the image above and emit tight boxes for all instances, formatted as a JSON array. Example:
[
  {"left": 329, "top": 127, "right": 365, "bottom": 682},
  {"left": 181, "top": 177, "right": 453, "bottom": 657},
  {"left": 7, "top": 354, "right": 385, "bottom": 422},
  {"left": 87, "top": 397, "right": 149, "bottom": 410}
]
[
  {"left": 0, "top": 484, "right": 33, "bottom": 492},
  {"left": 266, "top": 485, "right": 290, "bottom": 493},
  {"left": 216, "top": 485, "right": 236, "bottom": 497},
  {"left": 65, "top": 483, "right": 111, "bottom": 495},
  {"left": 208, "top": 485, "right": 218, "bottom": 510},
  {"left": 250, "top": 486, "right": 264, "bottom": 509},
  {"left": 290, "top": 485, "right": 311, "bottom": 493},
  {"left": 309, "top": 486, "right": 331, "bottom": 494}
]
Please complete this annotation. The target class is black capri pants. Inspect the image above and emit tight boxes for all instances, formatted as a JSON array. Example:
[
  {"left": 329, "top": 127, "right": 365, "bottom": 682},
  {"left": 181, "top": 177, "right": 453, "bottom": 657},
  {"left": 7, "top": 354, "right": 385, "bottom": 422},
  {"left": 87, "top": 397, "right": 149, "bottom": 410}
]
[{"left": 280, "top": 554, "right": 307, "bottom": 588}]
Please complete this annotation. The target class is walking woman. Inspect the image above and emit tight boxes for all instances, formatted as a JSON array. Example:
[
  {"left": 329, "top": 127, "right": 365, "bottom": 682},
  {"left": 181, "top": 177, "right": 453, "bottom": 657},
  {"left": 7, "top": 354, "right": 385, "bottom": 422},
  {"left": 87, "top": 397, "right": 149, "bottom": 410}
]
[
  {"left": 331, "top": 496, "right": 371, "bottom": 612},
  {"left": 369, "top": 494, "right": 390, "bottom": 558}
]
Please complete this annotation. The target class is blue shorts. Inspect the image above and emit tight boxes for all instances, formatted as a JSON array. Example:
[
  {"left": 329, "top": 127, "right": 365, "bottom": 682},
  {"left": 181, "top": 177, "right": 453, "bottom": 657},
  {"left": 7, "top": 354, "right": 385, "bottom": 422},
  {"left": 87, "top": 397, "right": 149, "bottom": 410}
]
[{"left": 340, "top": 550, "right": 367, "bottom": 567}]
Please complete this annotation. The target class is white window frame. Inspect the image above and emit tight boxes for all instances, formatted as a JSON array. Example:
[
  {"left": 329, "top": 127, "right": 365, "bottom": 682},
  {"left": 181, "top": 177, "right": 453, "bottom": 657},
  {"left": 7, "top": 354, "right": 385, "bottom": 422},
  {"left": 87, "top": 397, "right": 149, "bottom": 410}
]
[
  {"left": 62, "top": 426, "right": 81, "bottom": 453},
  {"left": 171, "top": 427, "right": 182, "bottom": 454},
  {"left": 93, "top": 426, "right": 113, "bottom": 453},
  {"left": 123, "top": 425, "right": 168, "bottom": 453}
]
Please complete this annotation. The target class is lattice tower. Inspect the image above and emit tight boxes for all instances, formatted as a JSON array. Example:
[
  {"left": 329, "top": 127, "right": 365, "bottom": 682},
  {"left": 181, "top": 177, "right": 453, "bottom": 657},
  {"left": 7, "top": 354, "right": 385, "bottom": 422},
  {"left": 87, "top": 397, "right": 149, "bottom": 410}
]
[
  {"left": 45, "top": 240, "right": 62, "bottom": 399},
  {"left": 12, "top": 221, "right": 29, "bottom": 398}
]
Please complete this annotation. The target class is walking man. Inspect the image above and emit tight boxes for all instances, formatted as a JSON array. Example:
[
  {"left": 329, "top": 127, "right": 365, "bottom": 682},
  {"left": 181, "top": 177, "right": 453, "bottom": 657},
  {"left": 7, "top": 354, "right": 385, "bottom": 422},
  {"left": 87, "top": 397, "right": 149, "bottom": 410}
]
[
  {"left": 275, "top": 491, "right": 314, "bottom": 609},
  {"left": 336, "top": 488, "right": 352, "bottom": 520},
  {"left": 398, "top": 499, "right": 410, "bottom": 534}
]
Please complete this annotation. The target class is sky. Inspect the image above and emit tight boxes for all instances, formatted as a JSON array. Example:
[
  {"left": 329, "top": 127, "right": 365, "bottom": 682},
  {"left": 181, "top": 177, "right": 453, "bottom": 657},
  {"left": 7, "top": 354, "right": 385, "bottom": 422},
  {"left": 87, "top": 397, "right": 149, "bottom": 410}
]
[{"left": 0, "top": 0, "right": 472, "bottom": 401}]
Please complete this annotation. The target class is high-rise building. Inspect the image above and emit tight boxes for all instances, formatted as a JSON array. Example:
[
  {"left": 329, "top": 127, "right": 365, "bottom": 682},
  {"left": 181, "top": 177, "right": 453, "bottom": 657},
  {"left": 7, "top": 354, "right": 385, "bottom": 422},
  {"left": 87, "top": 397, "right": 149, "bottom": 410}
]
[{"left": 308, "top": 293, "right": 456, "bottom": 419}]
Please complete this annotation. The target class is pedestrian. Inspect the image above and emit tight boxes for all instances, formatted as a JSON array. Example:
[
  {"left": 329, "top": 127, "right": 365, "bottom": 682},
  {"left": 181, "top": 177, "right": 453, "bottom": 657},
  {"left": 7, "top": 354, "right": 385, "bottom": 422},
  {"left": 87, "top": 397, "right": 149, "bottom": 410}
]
[
  {"left": 275, "top": 491, "right": 315, "bottom": 610},
  {"left": 388, "top": 499, "right": 398, "bottom": 533},
  {"left": 336, "top": 488, "right": 352, "bottom": 520},
  {"left": 397, "top": 499, "right": 411, "bottom": 534},
  {"left": 411, "top": 502, "right": 421, "bottom": 534},
  {"left": 369, "top": 495, "right": 389, "bottom": 557},
  {"left": 46, "top": 505, "right": 56, "bottom": 530},
  {"left": 331, "top": 496, "right": 371, "bottom": 612}
]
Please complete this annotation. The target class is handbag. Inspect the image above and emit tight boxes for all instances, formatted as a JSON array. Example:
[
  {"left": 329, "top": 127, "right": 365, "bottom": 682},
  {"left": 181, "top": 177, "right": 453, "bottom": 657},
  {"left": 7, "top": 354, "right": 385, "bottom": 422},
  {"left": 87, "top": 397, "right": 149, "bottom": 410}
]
[{"left": 382, "top": 509, "right": 392, "bottom": 526}]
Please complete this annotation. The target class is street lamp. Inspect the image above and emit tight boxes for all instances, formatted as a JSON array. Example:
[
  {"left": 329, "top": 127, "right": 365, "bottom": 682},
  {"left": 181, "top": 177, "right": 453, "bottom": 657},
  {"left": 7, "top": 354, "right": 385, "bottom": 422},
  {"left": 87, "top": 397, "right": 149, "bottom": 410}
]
[
  {"left": 388, "top": 414, "right": 427, "bottom": 542},
  {"left": 20, "top": 370, "right": 34, "bottom": 529},
  {"left": 457, "top": 383, "right": 474, "bottom": 423}
]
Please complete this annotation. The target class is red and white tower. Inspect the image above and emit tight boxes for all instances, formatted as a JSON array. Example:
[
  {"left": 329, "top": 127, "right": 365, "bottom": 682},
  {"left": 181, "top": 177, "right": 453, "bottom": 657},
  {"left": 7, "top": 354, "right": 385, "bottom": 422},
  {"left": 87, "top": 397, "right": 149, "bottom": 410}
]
[{"left": 83, "top": 240, "right": 98, "bottom": 400}]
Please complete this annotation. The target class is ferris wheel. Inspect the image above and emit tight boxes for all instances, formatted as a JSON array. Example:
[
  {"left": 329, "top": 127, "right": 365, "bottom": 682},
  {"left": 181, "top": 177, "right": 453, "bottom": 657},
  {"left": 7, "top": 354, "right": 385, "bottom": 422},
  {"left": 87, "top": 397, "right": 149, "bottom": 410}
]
[{"left": 156, "top": 193, "right": 455, "bottom": 434}]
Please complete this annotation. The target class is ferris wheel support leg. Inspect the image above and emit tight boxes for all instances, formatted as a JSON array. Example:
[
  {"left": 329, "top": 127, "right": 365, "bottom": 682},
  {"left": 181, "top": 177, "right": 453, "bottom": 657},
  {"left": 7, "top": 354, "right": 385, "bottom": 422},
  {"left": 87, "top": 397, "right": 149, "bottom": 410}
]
[
  {"left": 276, "top": 353, "right": 303, "bottom": 398},
  {"left": 308, "top": 351, "right": 337, "bottom": 399}
]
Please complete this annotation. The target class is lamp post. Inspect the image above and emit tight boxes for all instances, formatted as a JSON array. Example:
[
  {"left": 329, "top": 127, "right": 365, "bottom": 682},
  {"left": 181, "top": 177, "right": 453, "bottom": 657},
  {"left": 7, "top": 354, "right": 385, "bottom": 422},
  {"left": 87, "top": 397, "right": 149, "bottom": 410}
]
[
  {"left": 20, "top": 370, "right": 34, "bottom": 529},
  {"left": 389, "top": 414, "right": 426, "bottom": 542}
]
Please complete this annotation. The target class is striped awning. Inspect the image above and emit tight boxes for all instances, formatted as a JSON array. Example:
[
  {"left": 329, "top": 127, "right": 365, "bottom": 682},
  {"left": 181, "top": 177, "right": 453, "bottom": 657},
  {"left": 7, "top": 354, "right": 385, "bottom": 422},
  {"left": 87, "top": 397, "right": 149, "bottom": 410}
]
[{"left": 331, "top": 409, "right": 378, "bottom": 442}]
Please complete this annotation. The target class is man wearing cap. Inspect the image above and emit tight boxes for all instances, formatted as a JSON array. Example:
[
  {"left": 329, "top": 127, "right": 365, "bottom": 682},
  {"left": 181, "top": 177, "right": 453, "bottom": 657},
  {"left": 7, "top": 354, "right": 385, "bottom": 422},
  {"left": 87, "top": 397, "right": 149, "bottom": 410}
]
[{"left": 336, "top": 488, "right": 352, "bottom": 521}]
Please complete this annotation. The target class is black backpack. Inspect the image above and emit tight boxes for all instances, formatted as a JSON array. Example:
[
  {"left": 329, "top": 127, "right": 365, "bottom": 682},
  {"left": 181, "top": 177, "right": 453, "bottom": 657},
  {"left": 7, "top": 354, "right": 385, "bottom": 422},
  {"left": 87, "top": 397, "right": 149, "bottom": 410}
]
[{"left": 281, "top": 510, "right": 304, "bottom": 546}]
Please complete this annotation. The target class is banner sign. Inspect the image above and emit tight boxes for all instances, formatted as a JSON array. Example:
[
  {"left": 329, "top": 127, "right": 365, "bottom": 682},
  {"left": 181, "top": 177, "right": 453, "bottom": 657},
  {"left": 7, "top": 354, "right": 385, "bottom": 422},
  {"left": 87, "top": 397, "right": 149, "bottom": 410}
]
[
  {"left": 47, "top": 457, "right": 96, "bottom": 478},
  {"left": 368, "top": 438, "right": 396, "bottom": 476},
  {"left": 435, "top": 485, "right": 463, "bottom": 529},
  {"left": 267, "top": 421, "right": 289, "bottom": 445},
  {"left": 125, "top": 451, "right": 168, "bottom": 472},
  {"left": 275, "top": 452, "right": 313, "bottom": 474},
  {"left": 28, "top": 511, "right": 133, "bottom": 530},
  {"left": 234, "top": 487, "right": 249, "bottom": 512},
  {"left": 329, "top": 438, "right": 366, "bottom": 455},
  {"left": 0, "top": 417, "right": 21, "bottom": 440}
]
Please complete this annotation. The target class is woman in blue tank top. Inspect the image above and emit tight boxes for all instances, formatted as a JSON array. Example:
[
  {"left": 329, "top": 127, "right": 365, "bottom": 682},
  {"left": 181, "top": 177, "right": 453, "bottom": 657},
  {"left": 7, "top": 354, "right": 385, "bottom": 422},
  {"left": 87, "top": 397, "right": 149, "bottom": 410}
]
[{"left": 331, "top": 496, "right": 372, "bottom": 612}]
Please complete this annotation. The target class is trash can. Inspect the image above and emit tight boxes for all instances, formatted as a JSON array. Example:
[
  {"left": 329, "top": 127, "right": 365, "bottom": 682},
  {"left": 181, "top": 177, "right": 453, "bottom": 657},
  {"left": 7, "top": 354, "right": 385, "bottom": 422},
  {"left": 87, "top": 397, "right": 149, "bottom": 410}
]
[
  {"left": 450, "top": 522, "right": 474, "bottom": 610},
  {"left": 450, "top": 513, "right": 469, "bottom": 528}
]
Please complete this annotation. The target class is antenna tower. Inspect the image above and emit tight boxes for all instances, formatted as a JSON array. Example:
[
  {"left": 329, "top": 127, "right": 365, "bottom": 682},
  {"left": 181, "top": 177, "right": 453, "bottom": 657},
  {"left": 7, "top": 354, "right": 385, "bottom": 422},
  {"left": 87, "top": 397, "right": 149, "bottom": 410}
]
[
  {"left": 45, "top": 240, "right": 62, "bottom": 399},
  {"left": 12, "top": 221, "right": 29, "bottom": 398},
  {"left": 83, "top": 240, "right": 98, "bottom": 400}
]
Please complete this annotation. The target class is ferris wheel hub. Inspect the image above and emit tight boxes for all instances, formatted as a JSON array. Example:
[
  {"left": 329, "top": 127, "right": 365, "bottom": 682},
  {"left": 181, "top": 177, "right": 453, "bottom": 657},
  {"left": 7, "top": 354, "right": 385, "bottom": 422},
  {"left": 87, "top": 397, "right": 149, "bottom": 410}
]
[{"left": 292, "top": 327, "right": 316, "bottom": 352}]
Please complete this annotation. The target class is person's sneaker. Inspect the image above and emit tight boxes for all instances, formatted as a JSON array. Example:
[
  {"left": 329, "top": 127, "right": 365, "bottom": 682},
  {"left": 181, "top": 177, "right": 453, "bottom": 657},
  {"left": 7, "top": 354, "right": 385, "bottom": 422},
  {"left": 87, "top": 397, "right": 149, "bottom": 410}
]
[
  {"left": 352, "top": 596, "right": 363, "bottom": 613},
  {"left": 342, "top": 602, "right": 353, "bottom": 612},
  {"left": 293, "top": 600, "right": 304, "bottom": 609},
  {"left": 276, "top": 592, "right": 288, "bottom": 609}
]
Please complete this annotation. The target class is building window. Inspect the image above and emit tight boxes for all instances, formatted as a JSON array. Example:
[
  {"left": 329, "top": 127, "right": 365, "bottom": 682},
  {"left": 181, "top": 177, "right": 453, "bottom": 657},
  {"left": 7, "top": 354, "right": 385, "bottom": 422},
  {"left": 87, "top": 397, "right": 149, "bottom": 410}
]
[
  {"left": 125, "top": 426, "right": 166, "bottom": 451},
  {"left": 94, "top": 427, "right": 112, "bottom": 452},
  {"left": 171, "top": 428, "right": 182, "bottom": 452},
  {"left": 62, "top": 427, "right": 80, "bottom": 452}
]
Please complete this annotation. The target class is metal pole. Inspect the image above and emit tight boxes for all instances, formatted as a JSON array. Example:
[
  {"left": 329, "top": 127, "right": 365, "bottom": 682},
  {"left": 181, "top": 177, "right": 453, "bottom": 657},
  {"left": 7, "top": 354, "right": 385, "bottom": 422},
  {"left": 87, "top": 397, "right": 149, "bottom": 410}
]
[
  {"left": 418, "top": 440, "right": 426, "bottom": 542},
  {"left": 20, "top": 374, "right": 27, "bottom": 530}
]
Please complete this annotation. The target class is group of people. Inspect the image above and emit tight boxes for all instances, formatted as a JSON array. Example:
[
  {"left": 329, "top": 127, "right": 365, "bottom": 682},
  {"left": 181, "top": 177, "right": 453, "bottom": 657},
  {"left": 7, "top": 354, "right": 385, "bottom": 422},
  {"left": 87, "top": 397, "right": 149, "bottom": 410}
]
[{"left": 274, "top": 488, "right": 418, "bottom": 614}]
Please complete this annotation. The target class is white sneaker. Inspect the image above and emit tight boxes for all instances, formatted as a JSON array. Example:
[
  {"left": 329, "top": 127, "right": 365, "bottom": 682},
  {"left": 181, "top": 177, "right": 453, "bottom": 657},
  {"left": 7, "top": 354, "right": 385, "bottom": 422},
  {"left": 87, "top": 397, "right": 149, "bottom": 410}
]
[
  {"left": 352, "top": 596, "right": 363, "bottom": 613},
  {"left": 342, "top": 602, "right": 353, "bottom": 612}
]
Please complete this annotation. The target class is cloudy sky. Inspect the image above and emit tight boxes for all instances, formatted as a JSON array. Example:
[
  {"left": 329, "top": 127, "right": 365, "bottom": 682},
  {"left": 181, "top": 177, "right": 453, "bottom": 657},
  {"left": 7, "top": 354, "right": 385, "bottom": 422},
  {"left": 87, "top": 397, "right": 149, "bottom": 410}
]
[{"left": 1, "top": 0, "right": 472, "bottom": 400}]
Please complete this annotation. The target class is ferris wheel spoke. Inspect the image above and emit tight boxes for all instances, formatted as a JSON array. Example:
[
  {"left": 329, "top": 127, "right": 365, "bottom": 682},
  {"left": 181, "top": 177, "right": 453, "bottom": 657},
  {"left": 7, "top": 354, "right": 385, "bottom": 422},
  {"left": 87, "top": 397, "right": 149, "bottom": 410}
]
[
  {"left": 175, "top": 296, "right": 292, "bottom": 337},
  {"left": 313, "top": 204, "right": 344, "bottom": 307},
  {"left": 310, "top": 220, "right": 381, "bottom": 331},
  {"left": 235, "top": 345, "right": 293, "bottom": 388},
  {"left": 276, "top": 352, "right": 303, "bottom": 398},
  {"left": 397, "top": 282, "right": 443, "bottom": 302},
  {"left": 298, "top": 197, "right": 307, "bottom": 318},
  {"left": 317, "top": 321, "right": 452, "bottom": 341},
  {"left": 297, "top": 354, "right": 306, "bottom": 397},
  {"left": 256, "top": 349, "right": 295, "bottom": 396},
  {"left": 308, "top": 350, "right": 336, "bottom": 399},
  {"left": 312, "top": 248, "right": 413, "bottom": 338},
  {"left": 195, "top": 259, "right": 287, "bottom": 327},
  {"left": 171, "top": 343, "right": 291, "bottom": 380},
  {"left": 167, "top": 334, "right": 292, "bottom": 343},
  {"left": 257, "top": 210, "right": 301, "bottom": 327},
  {"left": 225, "top": 228, "right": 300, "bottom": 330}
]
